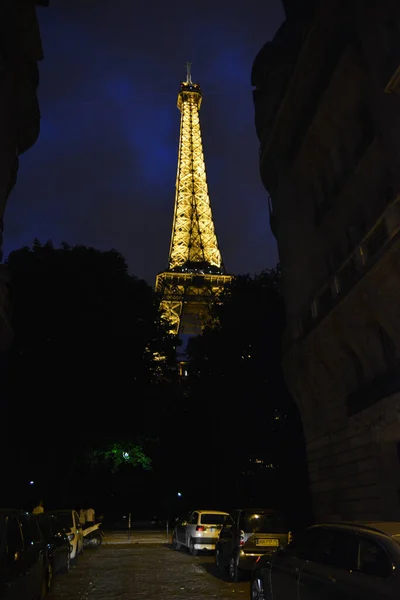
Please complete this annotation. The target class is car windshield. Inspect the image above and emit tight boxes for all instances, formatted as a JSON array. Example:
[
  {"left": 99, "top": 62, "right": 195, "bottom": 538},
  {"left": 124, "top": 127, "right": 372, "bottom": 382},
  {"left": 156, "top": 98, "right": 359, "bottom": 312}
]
[
  {"left": 200, "top": 514, "right": 227, "bottom": 525},
  {"left": 239, "top": 512, "right": 288, "bottom": 533},
  {"left": 38, "top": 514, "right": 53, "bottom": 538},
  {"left": 51, "top": 512, "right": 73, "bottom": 529}
]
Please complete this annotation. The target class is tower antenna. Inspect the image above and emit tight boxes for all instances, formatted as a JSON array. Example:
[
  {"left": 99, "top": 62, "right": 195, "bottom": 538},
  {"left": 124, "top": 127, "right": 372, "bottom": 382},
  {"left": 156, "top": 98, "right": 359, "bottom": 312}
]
[{"left": 185, "top": 61, "right": 192, "bottom": 84}]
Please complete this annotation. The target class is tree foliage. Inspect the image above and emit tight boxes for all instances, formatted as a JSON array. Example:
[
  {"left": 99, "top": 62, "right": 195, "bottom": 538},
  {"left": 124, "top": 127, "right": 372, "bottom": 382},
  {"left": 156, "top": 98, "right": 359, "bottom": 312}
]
[
  {"left": 84, "top": 437, "right": 152, "bottom": 473},
  {"left": 6, "top": 240, "right": 176, "bottom": 399},
  {"left": 179, "top": 266, "right": 312, "bottom": 526},
  {"left": 4, "top": 241, "right": 176, "bottom": 506}
]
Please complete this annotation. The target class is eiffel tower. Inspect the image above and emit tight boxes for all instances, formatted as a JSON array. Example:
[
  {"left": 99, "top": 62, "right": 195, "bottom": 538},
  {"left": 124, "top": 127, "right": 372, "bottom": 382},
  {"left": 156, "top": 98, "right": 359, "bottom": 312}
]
[{"left": 155, "top": 64, "right": 232, "bottom": 336}]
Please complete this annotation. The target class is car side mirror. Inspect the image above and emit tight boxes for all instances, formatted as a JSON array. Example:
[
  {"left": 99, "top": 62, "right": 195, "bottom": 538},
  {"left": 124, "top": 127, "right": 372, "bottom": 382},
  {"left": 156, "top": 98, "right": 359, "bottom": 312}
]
[{"left": 181, "top": 521, "right": 187, "bottom": 526}]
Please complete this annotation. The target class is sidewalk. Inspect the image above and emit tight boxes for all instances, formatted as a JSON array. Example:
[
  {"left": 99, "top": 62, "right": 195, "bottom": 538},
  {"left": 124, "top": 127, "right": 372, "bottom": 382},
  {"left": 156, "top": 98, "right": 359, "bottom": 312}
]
[{"left": 103, "top": 529, "right": 170, "bottom": 545}]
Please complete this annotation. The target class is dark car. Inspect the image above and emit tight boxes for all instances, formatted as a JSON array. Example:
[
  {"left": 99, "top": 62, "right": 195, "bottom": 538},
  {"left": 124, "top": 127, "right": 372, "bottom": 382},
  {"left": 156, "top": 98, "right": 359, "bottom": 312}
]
[
  {"left": 0, "top": 508, "right": 50, "bottom": 600},
  {"left": 215, "top": 508, "right": 290, "bottom": 582},
  {"left": 250, "top": 521, "right": 400, "bottom": 600},
  {"left": 38, "top": 513, "right": 71, "bottom": 581}
]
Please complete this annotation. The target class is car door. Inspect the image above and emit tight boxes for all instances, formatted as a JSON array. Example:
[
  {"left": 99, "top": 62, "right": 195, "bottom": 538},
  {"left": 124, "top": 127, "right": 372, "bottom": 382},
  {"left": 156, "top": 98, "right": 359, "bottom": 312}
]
[
  {"left": 218, "top": 516, "right": 235, "bottom": 564},
  {"left": 269, "top": 536, "right": 306, "bottom": 600},
  {"left": 19, "top": 514, "right": 45, "bottom": 599},
  {"left": 73, "top": 512, "right": 83, "bottom": 554},
  {"left": 49, "top": 516, "right": 64, "bottom": 573},
  {"left": 175, "top": 516, "right": 187, "bottom": 545},
  {"left": 185, "top": 512, "right": 198, "bottom": 546},
  {"left": 339, "top": 535, "right": 395, "bottom": 600},
  {"left": 298, "top": 528, "right": 359, "bottom": 600},
  {"left": 0, "top": 515, "right": 27, "bottom": 600}
]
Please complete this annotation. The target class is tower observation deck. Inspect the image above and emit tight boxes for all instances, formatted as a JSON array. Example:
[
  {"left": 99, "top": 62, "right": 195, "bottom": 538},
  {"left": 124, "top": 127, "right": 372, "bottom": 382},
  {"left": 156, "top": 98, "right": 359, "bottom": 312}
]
[{"left": 155, "top": 65, "right": 232, "bottom": 336}]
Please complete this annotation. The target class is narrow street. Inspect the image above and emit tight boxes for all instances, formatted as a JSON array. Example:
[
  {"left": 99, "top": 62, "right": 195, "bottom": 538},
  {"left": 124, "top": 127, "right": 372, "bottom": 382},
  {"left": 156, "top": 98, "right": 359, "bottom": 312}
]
[{"left": 47, "top": 531, "right": 249, "bottom": 599}]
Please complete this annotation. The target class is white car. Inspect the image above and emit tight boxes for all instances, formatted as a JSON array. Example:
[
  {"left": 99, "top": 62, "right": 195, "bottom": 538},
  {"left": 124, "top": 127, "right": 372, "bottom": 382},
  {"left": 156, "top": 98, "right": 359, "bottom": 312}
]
[
  {"left": 172, "top": 509, "right": 229, "bottom": 556},
  {"left": 49, "top": 510, "right": 84, "bottom": 560}
]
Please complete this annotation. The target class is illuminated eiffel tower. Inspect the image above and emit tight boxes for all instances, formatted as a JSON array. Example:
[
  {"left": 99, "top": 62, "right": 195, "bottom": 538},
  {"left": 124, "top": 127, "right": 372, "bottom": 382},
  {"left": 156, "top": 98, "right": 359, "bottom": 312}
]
[{"left": 155, "top": 64, "right": 232, "bottom": 336}]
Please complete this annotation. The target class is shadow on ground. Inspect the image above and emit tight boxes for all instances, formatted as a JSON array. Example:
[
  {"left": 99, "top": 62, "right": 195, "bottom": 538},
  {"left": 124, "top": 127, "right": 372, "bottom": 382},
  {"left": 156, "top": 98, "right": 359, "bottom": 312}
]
[{"left": 198, "top": 561, "right": 230, "bottom": 582}]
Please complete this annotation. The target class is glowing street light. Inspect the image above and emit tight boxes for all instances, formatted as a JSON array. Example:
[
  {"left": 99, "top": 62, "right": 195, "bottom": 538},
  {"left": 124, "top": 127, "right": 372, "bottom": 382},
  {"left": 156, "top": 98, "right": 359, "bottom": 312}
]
[{"left": 177, "top": 492, "right": 182, "bottom": 497}]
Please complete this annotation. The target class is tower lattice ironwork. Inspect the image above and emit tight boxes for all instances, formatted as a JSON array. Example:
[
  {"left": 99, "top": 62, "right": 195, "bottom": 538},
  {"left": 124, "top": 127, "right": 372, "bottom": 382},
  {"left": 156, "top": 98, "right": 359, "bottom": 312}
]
[{"left": 155, "top": 64, "right": 232, "bottom": 336}]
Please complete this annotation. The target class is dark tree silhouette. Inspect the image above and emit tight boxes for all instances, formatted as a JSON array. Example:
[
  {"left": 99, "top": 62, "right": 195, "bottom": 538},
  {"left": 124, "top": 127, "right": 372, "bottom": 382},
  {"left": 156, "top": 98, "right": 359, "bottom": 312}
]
[
  {"left": 183, "top": 267, "right": 313, "bottom": 528},
  {"left": 4, "top": 241, "right": 176, "bottom": 506}
]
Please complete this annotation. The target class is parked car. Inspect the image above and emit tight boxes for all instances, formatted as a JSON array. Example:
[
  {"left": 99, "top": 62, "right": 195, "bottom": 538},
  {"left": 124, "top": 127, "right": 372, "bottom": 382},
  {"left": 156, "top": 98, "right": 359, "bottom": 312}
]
[
  {"left": 172, "top": 510, "right": 229, "bottom": 556},
  {"left": 250, "top": 521, "right": 400, "bottom": 600},
  {"left": 216, "top": 508, "right": 290, "bottom": 582},
  {"left": 0, "top": 508, "right": 50, "bottom": 599},
  {"left": 47, "top": 510, "right": 83, "bottom": 561},
  {"left": 38, "top": 513, "right": 71, "bottom": 578}
]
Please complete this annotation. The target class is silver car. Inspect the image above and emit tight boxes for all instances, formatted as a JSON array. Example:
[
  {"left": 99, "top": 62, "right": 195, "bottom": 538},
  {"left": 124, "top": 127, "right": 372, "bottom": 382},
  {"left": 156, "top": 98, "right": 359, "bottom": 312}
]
[
  {"left": 172, "top": 509, "right": 229, "bottom": 556},
  {"left": 250, "top": 521, "right": 400, "bottom": 600}
]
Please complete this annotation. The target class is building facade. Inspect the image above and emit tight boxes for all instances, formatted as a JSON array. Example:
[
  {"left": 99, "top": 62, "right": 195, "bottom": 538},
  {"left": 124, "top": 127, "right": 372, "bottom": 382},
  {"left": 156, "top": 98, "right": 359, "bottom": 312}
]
[
  {"left": 0, "top": 0, "right": 48, "bottom": 353},
  {"left": 252, "top": 0, "right": 400, "bottom": 520}
]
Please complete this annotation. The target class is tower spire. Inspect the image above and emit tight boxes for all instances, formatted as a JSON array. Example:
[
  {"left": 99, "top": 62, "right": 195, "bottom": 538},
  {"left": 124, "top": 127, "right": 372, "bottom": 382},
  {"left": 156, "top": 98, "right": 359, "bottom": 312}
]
[
  {"left": 155, "top": 72, "right": 232, "bottom": 336},
  {"left": 185, "top": 61, "right": 192, "bottom": 84}
]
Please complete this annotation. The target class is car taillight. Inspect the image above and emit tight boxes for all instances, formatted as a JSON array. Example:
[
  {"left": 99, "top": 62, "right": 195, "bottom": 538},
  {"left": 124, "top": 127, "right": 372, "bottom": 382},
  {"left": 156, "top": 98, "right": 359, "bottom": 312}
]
[
  {"left": 240, "top": 530, "right": 245, "bottom": 546},
  {"left": 196, "top": 526, "right": 205, "bottom": 532},
  {"left": 288, "top": 531, "right": 292, "bottom": 544}
]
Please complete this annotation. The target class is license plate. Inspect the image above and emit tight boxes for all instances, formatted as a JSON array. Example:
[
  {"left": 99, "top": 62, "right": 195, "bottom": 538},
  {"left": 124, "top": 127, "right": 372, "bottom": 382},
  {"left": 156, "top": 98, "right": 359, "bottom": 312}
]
[
  {"left": 209, "top": 528, "right": 215, "bottom": 532},
  {"left": 256, "top": 539, "right": 279, "bottom": 547}
]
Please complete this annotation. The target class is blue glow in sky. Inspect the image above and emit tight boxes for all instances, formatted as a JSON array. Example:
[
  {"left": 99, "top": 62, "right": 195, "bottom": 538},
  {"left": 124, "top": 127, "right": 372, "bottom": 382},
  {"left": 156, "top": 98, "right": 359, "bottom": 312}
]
[{"left": 5, "top": 0, "right": 284, "bottom": 284}]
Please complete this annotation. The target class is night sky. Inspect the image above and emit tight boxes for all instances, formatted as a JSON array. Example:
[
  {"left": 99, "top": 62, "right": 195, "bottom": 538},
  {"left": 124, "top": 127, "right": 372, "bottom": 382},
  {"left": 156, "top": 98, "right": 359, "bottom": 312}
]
[{"left": 5, "top": 0, "right": 284, "bottom": 285}]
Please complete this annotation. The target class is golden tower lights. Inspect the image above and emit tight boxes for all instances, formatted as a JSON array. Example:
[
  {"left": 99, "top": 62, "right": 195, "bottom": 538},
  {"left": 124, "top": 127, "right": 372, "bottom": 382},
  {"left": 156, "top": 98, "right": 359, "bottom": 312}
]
[{"left": 155, "top": 64, "right": 232, "bottom": 335}]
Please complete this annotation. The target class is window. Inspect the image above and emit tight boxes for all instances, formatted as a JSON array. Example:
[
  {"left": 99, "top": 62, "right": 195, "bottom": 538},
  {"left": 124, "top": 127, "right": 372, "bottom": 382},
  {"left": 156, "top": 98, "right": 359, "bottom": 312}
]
[
  {"left": 296, "top": 527, "right": 358, "bottom": 570},
  {"left": 6, "top": 517, "right": 23, "bottom": 551},
  {"left": 52, "top": 512, "right": 73, "bottom": 530},
  {"left": 20, "top": 515, "right": 42, "bottom": 544},
  {"left": 238, "top": 511, "right": 288, "bottom": 534},
  {"left": 358, "top": 538, "right": 392, "bottom": 578},
  {"left": 37, "top": 514, "right": 53, "bottom": 538},
  {"left": 296, "top": 527, "right": 331, "bottom": 562},
  {"left": 327, "top": 530, "right": 358, "bottom": 571},
  {"left": 200, "top": 513, "right": 227, "bottom": 525}
]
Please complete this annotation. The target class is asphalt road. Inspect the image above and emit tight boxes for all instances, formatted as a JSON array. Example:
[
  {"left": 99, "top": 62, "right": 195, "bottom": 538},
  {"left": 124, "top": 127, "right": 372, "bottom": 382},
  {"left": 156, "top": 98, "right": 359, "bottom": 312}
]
[{"left": 47, "top": 531, "right": 250, "bottom": 599}]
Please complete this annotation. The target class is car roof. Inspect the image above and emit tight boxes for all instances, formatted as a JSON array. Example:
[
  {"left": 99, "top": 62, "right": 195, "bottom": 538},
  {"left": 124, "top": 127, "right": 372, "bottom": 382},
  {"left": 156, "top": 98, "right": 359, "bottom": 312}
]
[
  {"left": 0, "top": 509, "right": 29, "bottom": 516},
  {"left": 232, "top": 508, "right": 283, "bottom": 514},
  {"left": 313, "top": 521, "right": 400, "bottom": 539},
  {"left": 196, "top": 510, "right": 229, "bottom": 514}
]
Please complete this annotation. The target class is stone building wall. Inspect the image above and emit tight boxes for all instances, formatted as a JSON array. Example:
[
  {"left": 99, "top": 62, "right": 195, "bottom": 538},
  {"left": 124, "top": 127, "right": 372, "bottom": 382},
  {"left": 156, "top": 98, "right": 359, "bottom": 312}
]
[{"left": 253, "top": 0, "right": 400, "bottom": 520}]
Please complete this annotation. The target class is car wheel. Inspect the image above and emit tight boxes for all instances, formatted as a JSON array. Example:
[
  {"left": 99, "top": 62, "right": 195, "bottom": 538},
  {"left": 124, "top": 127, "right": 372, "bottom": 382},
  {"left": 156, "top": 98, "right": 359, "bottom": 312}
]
[
  {"left": 229, "top": 555, "right": 241, "bottom": 582},
  {"left": 215, "top": 547, "right": 223, "bottom": 571},
  {"left": 46, "top": 562, "right": 53, "bottom": 592},
  {"left": 172, "top": 533, "right": 180, "bottom": 550},
  {"left": 63, "top": 549, "right": 71, "bottom": 574},
  {"left": 38, "top": 575, "right": 47, "bottom": 600},
  {"left": 189, "top": 538, "right": 198, "bottom": 557},
  {"left": 251, "top": 574, "right": 266, "bottom": 600}
]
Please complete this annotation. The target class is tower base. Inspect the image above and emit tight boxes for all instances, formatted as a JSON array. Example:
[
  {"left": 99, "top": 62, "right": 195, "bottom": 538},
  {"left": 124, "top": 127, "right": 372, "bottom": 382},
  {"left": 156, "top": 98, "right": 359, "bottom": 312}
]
[{"left": 155, "top": 270, "right": 232, "bottom": 336}]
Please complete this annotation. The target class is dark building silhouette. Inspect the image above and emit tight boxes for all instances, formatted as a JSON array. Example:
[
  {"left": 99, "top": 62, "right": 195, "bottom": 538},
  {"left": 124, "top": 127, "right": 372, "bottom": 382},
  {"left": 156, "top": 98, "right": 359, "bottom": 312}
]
[
  {"left": 252, "top": 0, "right": 400, "bottom": 520},
  {"left": 0, "top": 0, "right": 48, "bottom": 352}
]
